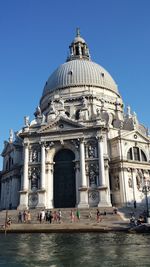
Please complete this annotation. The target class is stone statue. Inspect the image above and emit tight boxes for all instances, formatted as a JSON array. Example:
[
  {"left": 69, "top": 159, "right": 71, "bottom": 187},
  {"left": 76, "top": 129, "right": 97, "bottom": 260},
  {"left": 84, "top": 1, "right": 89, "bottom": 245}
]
[
  {"left": 32, "top": 150, "right": 38, "bottom": 162},
  {"left": 50, "top": 100, "right": 56, "bottom": 113},
  {"left": 59, "top": 99, "right": 64, "bottom": 109},
  {"left": 37, "top": 106, "right": 42, "bottom": 116},
  {"left": 133, "top": 112, "right": 138, "bottom": 125},
  {"left": 82, "top": 97, "right": 88, "bottom": 108},
  {"left": 114, "top": 176, "right": 120, "bottom": 191},
  {"left": 127, "top": 105, "right": 131, "bottom": 117},
  {"left": 24, "top": 116, "right": 30, "bottom": 127},
  {"left": 9, "top": 129, "right": 14, "bottom": 143},
  {"left": 88, "top": 145, "right": 95, "bottom": 158}
]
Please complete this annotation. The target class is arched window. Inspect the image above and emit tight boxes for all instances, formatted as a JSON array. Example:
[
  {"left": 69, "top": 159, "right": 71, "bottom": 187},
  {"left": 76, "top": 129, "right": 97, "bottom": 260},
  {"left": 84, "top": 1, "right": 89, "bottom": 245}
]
[
  {"left": 127, "top": 147, "right": 147, "bottom": 162},
  {"left": 141, "top": 150, "right": 147, "bottom": 162},
  {"left": 127, "top": 148, "right": 132, "bottom": 160},
  {"left": 133, "top": 147, "right": 140, "bottom": 161}
]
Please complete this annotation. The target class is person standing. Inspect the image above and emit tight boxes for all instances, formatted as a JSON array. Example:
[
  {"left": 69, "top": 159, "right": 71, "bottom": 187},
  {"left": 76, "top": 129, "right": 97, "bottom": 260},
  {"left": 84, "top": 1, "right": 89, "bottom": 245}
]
[
  {"left": 134, "top": 200, "right": 137, "bottom": 209},
  {"left": 58, "top": 209, "right": 62, "bottom": 223},
  {"left": 70, "top": 209, "right": 75, "bottom": 223},
  {"left": 49, "top": 211, "right": 53, "bottom": 224},
  {"left": 27, "top": 211, "right": 31, "bottom": 223},
  {"left": 18, "top": 211, "right": 22, "bottom": 223},
  {"left": 96, "top": 209, "right": 101, "bottom": 223},
  {"left": 76, "top": 209, "right": 80, "bottom": 222}
]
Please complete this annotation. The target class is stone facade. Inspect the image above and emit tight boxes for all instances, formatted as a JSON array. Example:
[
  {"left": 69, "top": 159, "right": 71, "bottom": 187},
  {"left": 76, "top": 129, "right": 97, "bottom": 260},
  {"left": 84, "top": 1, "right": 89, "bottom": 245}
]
[{"left": 0, "top": 30, "right": 150, "bottom": 210}]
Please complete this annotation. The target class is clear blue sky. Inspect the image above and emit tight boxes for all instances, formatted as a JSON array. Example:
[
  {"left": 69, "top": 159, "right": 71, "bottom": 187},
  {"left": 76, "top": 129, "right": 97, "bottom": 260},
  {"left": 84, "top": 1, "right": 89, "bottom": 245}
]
[{"left": 0, "top": 0, "right": 150, "bottom": 169}]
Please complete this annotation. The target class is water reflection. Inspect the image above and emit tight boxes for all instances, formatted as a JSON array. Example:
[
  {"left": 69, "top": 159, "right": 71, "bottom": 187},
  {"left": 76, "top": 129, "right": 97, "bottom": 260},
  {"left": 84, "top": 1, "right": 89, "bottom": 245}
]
[{"left": 0, "top": 233, "right": 150, "bottom": 267}]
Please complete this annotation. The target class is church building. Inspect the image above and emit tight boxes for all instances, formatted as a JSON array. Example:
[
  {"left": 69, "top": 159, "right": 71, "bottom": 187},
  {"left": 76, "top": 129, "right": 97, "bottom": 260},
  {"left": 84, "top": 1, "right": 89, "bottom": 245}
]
[{"left": 0, "top": 30, "right": 150, "bottom": 210}]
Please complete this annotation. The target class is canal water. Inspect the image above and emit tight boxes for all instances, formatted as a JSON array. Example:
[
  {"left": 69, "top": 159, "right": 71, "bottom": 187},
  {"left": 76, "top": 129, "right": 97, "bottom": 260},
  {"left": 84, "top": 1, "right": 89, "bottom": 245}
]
[{"left": 0, "top": 232, "right": 150, "bottom": 267}]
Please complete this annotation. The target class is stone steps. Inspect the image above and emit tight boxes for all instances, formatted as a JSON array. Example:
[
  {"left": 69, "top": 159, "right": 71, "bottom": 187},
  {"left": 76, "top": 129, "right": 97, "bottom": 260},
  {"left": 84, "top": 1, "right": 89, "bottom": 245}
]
[{"left": 0, "top": 207, "right": 118, "bottom": 225}]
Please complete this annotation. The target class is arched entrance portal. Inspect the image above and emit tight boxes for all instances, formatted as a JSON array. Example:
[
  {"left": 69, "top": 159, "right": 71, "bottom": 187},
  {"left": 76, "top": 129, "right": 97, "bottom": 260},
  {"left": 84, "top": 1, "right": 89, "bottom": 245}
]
[{"left": 54, "top": 149, "right": 76, "bottom": 208}]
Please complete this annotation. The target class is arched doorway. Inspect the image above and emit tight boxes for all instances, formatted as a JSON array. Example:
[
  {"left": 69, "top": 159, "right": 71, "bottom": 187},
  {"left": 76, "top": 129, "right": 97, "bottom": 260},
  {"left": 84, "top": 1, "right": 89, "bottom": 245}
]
[{"left": 54, "top": 149, "right": 76, "bottom": 208}]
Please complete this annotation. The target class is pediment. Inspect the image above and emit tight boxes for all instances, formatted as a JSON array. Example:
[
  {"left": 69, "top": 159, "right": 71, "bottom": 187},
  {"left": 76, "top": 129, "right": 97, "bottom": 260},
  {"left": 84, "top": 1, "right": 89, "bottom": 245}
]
[
  {"left": 38, "top": 116, "right": 84, "bottom": 134},
  {"left": 120, "top": 130, "right": 150, "bottom": 143}
]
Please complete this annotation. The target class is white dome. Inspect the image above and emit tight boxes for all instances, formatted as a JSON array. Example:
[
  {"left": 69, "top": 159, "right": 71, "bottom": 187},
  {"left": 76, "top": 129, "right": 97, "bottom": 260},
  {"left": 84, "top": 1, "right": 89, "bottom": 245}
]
[{"left": 42, "top": 59, "right": 118, "bottom": 97}]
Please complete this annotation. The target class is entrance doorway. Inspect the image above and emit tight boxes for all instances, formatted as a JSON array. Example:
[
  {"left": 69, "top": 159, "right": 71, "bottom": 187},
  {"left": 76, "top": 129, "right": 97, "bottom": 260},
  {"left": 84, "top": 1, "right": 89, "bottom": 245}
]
[{"left": 54, "top": 149, "right": 76, "bottom": 208}]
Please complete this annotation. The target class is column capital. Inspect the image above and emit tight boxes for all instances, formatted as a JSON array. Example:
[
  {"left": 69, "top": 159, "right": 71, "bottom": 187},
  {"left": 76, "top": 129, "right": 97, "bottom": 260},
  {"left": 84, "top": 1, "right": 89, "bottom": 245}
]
[
  {"left": 39, "top": 141, "right": 46, "bottom": 147},
  {"left": 96, "top": 135, "right": 103, "bottom": 142},
  {"left": 79, "top": 137, "right": 85, "bottom": 143},
  {"left": 75, "top": 161, "right": 80, "bottom": 171},
  {"left": 23, "top": 142, "right": 29, "bottom": 147},
  {"left": 46, "top": 162, "right": 54, "bottom": 173}
]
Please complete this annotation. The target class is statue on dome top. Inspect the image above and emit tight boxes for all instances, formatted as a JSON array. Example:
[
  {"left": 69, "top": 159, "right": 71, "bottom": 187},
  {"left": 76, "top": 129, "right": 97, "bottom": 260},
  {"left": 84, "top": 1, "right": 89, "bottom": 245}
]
[
  {"left": 127, "top": 105, "right": 131, "bottom": 117},
  {"left": 24, "top": 116, "right": 30, "bottom": 127},
  {"left": 9, "top": 129, "right": 14, "bottom": 143},
  {"left": 34, "top": 106, "right": 42, "bottom": 118}
]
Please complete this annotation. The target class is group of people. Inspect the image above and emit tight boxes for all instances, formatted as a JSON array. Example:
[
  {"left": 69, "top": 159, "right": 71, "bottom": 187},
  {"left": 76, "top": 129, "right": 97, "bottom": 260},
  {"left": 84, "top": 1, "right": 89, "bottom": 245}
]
[
  {"left": 130, "top": 210, "right": 147, "bottom": 227},
  {"left": 70, "top": 209, "right": 80, "bottom": 222},
  {"left": 18, "top": 210, "right": 31, "bottom": 223},
  {"left": 15, "top": 208, "right": 111, "bottom": 224},
  {"left": 38, "top": 209, "right": 62, "bottom": 224}
]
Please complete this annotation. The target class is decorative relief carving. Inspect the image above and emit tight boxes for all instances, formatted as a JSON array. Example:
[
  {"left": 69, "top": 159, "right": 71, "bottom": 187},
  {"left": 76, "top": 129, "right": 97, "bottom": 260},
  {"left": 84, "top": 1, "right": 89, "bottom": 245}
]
[
  {"left": 135, "top": 169, "right": 150, "bottom": 191},
  {"left": 89, "top": 190, "right": 98, "bottom": 201},
  {"left": 113, "top": 176, "right": 120, "bottom": 191},
  {"left": 128, "top": 178, "right": 133, "bottom": 188},
  {"left": 136, "top": 169, "right": 143, "bottom": 191},
  {"left": 28, "top": 192, "right": 38, "bottom": 208}
]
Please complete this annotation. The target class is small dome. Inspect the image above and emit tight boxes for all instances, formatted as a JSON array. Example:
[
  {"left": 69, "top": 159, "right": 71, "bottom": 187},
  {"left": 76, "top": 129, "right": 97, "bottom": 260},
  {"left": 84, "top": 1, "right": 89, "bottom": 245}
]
[
  {"left": 42, "top": 59, "right": 118, "bottom": 97},
  {"left": 73, "top": 36, "right": 85, "bottom": 43}
]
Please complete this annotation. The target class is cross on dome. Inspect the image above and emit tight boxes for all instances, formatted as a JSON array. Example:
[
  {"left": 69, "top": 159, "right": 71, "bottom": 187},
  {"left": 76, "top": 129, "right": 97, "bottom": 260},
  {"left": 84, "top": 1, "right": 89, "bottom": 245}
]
[{"left": 76, "top": 27, "right": 80, "bottom": 37}]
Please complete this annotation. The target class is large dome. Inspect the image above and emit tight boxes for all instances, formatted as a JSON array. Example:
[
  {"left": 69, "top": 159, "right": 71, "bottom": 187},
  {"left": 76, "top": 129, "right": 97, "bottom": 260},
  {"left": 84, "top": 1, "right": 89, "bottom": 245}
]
[
  {"left": 42, "top": 59, "right": 118, "bottom": 97},
  {"left": 41, "top": 29, "right": 120, "bottom": 105}
]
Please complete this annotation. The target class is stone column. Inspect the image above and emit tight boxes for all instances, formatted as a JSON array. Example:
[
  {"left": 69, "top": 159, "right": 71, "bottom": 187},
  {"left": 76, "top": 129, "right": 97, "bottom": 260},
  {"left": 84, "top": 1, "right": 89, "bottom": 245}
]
[
  {"left": 78, "top": 138, "right": 89, "bottom": 208},
  {"left": 97, "top": 136, "right": 108, "bottom": 207},
  {"left": 18, "top": 142, "right": 29, "bottom": 210},
  {"left": 75, "top": 162, "right": 80, "bottom": 206},
  {"left": 132, "top": 168, "right": 137, "bottom": 202},
  {"left": 80, "top": 139, "right": 87, "bottom": 188},
  {"left": 41, "top": 143, "right": 46, "bottom": 190},
  {"left": 37, "top": 142, "right": 46, "bottom": 208},
  {"left": 47, "top": 163, "right": 54, "bottom": 209},
  {"left": 97, "top": 136, "right": 106, "bottom": 186},
  {"left": 23, "top": 143, "right": 29, "bottom": 190}
]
